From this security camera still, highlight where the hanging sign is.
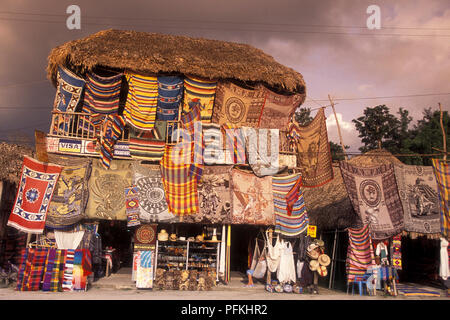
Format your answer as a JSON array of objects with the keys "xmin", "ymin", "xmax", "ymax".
[{"xmin": 307, "ymin": 225, "xmax": 317, "ymax": 238}]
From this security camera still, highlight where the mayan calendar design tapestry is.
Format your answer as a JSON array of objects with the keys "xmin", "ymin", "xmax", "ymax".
[
  {"xmin": 82, "ymin": 72, "xmax": 123, "ymax": 114},
  {"xmin": 431, "ymin": 159, "xmax": 450, "ymax": 240},
  {"xmin": 53, "ymin": 66, "xmax": 85, "ymax": 112},
  {"xmin": 7, "ymin": 156, "xmax": 62, "ymax": 234},
  {"xmin": 123, "ymin": 72, "xmax": 158, "ymax": 131},
  {"xmin": 259, "ymin": 86, "xmax": 303, "ymax": 130},
  {"xmin": 183, "ymin": 75, "xmax": 217, "ymax": 122},
  {"xmin": 132, "ymin": 162, "xmax": 176, "ymax": 222},
  {"xmin": 211, "ymin": 82, "xmax": 266, "ymax": 128},
  {"xmin": 86, "ymin": 159, "xmax": 132, "ymax": 220},
  {"xmin": 287, "ymin": 107, "xmax": 333, "ymax": 188},
  {"xmin": 272, "ymin": 174, "xmax": 309, "ymax": 237},
  {"xmin": 46, "ymin": 161, "xmax": 92, "ymax": 229},
  {"xmin": 230, "ymin": 169, "xmax": 274, "ymax": 225},
  {"xmin": 340, "ymin": 161, "xmax": 404, "ymax": 240},
  {"xmin": 394, "ymin": 164, "xmax": 441, "ymax": 234},
  {"xmin": 156, "ymin": 76, "xmax": 183, "ymax": 121},
  {"xmin": 346, "ymin": 225, "xmax": 376, "ymax": 281},
  {"xmin": 160, "ymin": 144, "xmax": 200, "ymax": 216},
  {"xmin": 183, "ymin": 165, "xmax": 232, "ymax": 224}
]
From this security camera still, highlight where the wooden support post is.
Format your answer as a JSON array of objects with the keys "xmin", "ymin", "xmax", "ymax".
[
  {"xmin": 328, "ymin": 95, "xmax": 348, "ymax": 160},
  {"xmin": 439, "ymin": 103, "xmax": 447, "ymax": 160},
  {"xmin": 266, "ymin": 229, "xmax": 273, "ymax": 285},
  {"xmin": 328, "ymin": 229, "xmax": 338, "ymax": 289}
]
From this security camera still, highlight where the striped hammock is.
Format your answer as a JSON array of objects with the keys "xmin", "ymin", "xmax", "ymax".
[
  {"xmin": 123, "ymin": 73, "xmax": 158, "ymax": 131},
  {"xmin": 272, "ymin": 174, "xmax": 309, "ymax": 237},
  {"xmin": 346, "ymin": 225, "xmax": 376, "ymax": 282}
]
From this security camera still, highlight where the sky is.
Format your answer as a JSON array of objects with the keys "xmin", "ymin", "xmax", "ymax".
[{"xmin": 0, "ymin": 0, "xmax": 449, "ymax": 153}]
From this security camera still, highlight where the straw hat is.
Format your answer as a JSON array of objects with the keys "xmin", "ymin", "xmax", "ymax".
[
  {"xmin": 158, "ymin": 229, "xmax": 168, "ymax": 241},
  {"xmin": 307, "ymin": 244, "xmax": 320, "ymax": 259},
  {"xmin": 309, "ymin": 259, "xmax": 320, "ymax": 272},
  {"xmin": 317, "ymin": 265, "xmax": 328, "ymax": 277},
  {"xmin": 196, "ymin": 234, "xmax": 204, "ymax": 242},
  {"xmin": 318, "ymin": 254, "xmax": 331, "ymax": 267},
  {"xmin": 314, "ymin": 239, "xmax": 325, "ymax": 247},
  {"xmin": 169, "ymin": 233, "xmax": 177, "ymax": 241}
]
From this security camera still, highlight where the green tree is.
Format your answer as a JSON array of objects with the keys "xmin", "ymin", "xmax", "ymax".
[
  {"xmin": 329, "ymin": 141, "xmax": 349, "ymax": 161},
  {"xmin": 294, "ymin": 107, "xmax": 313, "ymax": 126}
]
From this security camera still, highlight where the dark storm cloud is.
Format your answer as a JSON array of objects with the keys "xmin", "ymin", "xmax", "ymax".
[{"xmin": 0, "ymin": 0, "xmax": 449, "ymax": 150}]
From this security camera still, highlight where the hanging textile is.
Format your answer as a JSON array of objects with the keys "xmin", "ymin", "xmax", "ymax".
[
  {"xmin": 272, "ymin": 174, "xmax": 309, "ymax": 237},
  {"xmin": 129, "ymin": 123, "xmax": 166, "ymax": 161},
  {"xmin": 431, "ymin": 159, "xmax": 450, "ymax": 240},
  {"xmin": 244, "ymin": 128, "xmax": 285, "ymax": 177},
  {"xmin": 97, "ymin": 114, "xmax": 126, "ymax": 169},
  {"xmin": 394, "ymin": 164, "xmax": 441, "ymax": 234},
  {"xmin": 277, "ymin": 240, "xmax": 296, "ymax": 284},
  {"xmin": 346, "ymin": 225, "xmax": 376, "ymax": 282},
  {"xmin": 125, "ymin": 185, "xmax": 141, "ymax": 227},
  {"xmin": 160, "ymin": 144, "xmax": 200, "ymax": 216},
  {"xmin": 203, "ymin": 123, "xmax": 231, "ymax": 165},
  {"xmin": 82, "ymin": 72, "xmax": 123, "ymax": 114},
  {"xmin": 46, "ymin": 161, "xmax": 92, "ymax": 229},
  {"xmin": 41, "ymin": 248, "xmax": 57, "ymax": 291},
  {"xmin": 183, "ymin": 75, "xmax": 217, "ymax": 122},
  {"xmin": 131, "ymin": 162, "xmax": 176, "ymax": 222},
  {"xmin": 212, "ymin": 82, "xmax": 265, "ymax": 128},
  {"xmin": 54, "ymin": 229, "xmax": 86, "ymax": 250},
  {"xmin": 439, "ymin": 237, "xmax": 449, "ymax": 280},
  {"xmin": 86, "ymin": 159, "xmax": 132, "ymax": 220},
  {"xmin": 53, "ymin": 66, "xmax": 85, "ymax": 112},
  {"xmin": 136, "ymin": 250, "xmax": 154, "ymax": 289},
  {"xmin": 180, "ymin": 104, "xmax": 204, "ymax": 179},
  {"xmin": 62, "ymin": 249, "xmax": 75, "ymax": 291},
  {"xmin": 390, "ymin": 234, "xmax": 402, "ymax": 270},
  {"xmin": 182, "ymin": 165, "xmax": 233, "ymax": 224},
  {"xmin": 16, "ymin": 248, "xmax": 32, "ymax": 291},
  {"xmin": 73, "ymin": 249, "xmax": 92, "ymax": 291},
  {"xmin": 25, "ymin": 247, "xmax": 48, "ymax": 291},
  {"xmin": 222, "ymin": 124, "xmax": 246, "ymax": 165},
  {"xmin": 266, "ymin": 232, "xmax": 283, "ymax": 273},
  {"xmin": 230, "ymin": 169, "xmax": 274, "ymax": 225},
  {"xmin": 287, "ymin": 108, "xmax": 333, "ymax": 188},
  {"xmin": 340, "ymin": 161, "xmax": 404, "ymax": 240},
  {"xmin": 259, "ymin": 86, "xmax": 303, "ymax": 130},
  {"xmin": 156, "ymin": 76, "xmax": 183, "ymax": 121},
  {"xmin": 7, "ymin": 156, "xmax": 62, "ymax": 234},
  {"xmin": 123, "ymin": 73, "xmax": 158, "ymax": 131}
]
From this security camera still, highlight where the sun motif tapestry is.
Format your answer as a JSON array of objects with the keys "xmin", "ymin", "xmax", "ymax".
[
  {"xmin": 340, "ymin": 161, "xmax": 404, "ymax": 240},
  {"xmin": 394, "ymin": 164, "xmax": 441, "ymax": 234},
  {"xmin": 211, "ymin": 81, "xmax": 265, "ymax": 128},
  {"xmin": 86, "ymin": 159, "xmax": 132, "ymax": 220},
  {"xmin": 7, "ymin": 156, "xmax": 62, "ymax": 234}
]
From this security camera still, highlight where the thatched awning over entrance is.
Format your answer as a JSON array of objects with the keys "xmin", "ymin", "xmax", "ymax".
[
  {"xmin": 304, "ymin": 149, "xmax": 404, "ymax": 231},
  {"xmin": 0, "ymin": 142, "xmax": 34, "ymax": 185},
  {"xmin": 46, "ymin": 29, "xmax": 306, "ymax": 95}
]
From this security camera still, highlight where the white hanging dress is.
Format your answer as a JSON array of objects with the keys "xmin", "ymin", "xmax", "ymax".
[
  {"xmin": 266, "ymin": 232, "xmax": 283, "ymax": 273},
  {"xmin": 277, "ymin": 240, "xmax": 297, "ymax": 284}
]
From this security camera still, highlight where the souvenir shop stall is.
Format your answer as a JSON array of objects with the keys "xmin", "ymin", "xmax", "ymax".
[{"xmin": 4, "ymin": 29, "xmax": 345, "ymax": 293}]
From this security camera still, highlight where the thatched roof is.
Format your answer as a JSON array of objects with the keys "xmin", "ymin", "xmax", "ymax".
[
  {"xmin": 304, "ymin": 149, "xmax": 403, "ymax": 231},
  {"xmin": 0, "ymin": 142, "xmax": 34, "ymax": 185},
  {"xmin": 46, "ymin": 29, "xmax": 306, "ymax": 96}
]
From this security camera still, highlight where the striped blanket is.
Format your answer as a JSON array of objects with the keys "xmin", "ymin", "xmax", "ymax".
[
  {"xmin": 390, "ymin": 234, "xmax": 402, "ymax": 270},
  {"xmin": 160, "ymin": 144, "xmax": 200, "ymax": 216},
  {"xmin": 53, "ymin": 65, "xmax": 85, "ymax": 112},
  {"xmin": 129, "ymin": 122, "xmax": 166, "ymax": 161},
  {"xmin": 16, "ymin": 248, "xmax": 30, "ymax": 291},
  {"xmin": 82, "ymin": 72, "xmax": 123, "ymax": 114},
  {"xmin": 50, "ymin": 249, "xmax": 64, "ymax": 292},
  {"xmin": 180, "ymin": 104, "xmax": 204, "ymax": 179},
  {"xmin": 26, "ymin": 247, "xmax": 47, "ymax": 291},
  {"xmin": 183, "ymin": 76, "xmax": 217, "ymax": 122},
  {"xmin": 431, "ymin": 159, "xmax": 450, "ymax": 240},
  {"xmin": 123, "ymin": 73, "xmax": 158, "ymax": 131},
  {"xmin": 396, "ymin": 283, "xmax": 441, "ymax": 297},
  {"xmin": 346, "ymin": 225, "xmax": 376, "ymax": 282},
  {"xmin": 7, "ymin": 156, "xmax": 62, "ymax": 234},
  {"xmin": 222, "ymin": 124, "xmax": 246, "ymax": 165},
  {"xmin": 156, "ymin": 76, "xmax": 183, "ymax": 121},
  {"xmin": 41, "ymin": 248, "xmax": 57, "ymax": 291},
  {"xmin": 62, "ymin": 249, "xmax": 75, "ymax": 291},
  {"xmin": 272, "ymin": 174, "xmax": 309, "ymax": 237}
]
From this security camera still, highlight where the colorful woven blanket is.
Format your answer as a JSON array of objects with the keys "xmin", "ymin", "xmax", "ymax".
[
  {"xmin": 272, "ymin": 174, "xmax": 309, "ymax": 237},
  {"xmin": 123, "ymin": 73, "xmax": 158, "ymax": 131},
  {"xmin": 62, "ymin": 249, "xmax": 74, "ymax": 291},
  {"xmin": 86, "ymin": 159, "xmax": 132, "ymax": 220},
  {"xmin": 7, "ymin": 156, "xmax": 62, "ymax": 234},
  {"xmin": 16, "ymin": 248, "xmax": 30, "ymax": 291},
  {"xmin": 212, "ymin": 82, "xmax": 265, "ymax": 127},
  {"xmin": 259, "ymin": 86, "xmax": 303, "ymax": 130},
  {"xmin": 183, "ymin": 165, "xmax": 233, "ymax": 224},
  {"xmin": 230, "ymin": 169, "xmax": 274, "ymax": 225},
  {"xmin": 46, "ymin": 161, "xmax": 92, "ymax": 229},
  {"xmin": 26, "ymin": 247, "xmax": 48, "ymax": 291},
  {"xmin": 396, "ymin": 283, "xmax": 441, "ymax": 297},
  {"xmin": 160, "ymin": 144, "xmax": 200, "ymax": 216},
  {"xmin": 132, "ymin": 162, "xmax": 175, "ymax": 222},
  {"xmin": 287, "ymin": 108, "xmax": 333, "ymax": 188},
  {"xmin": 340, "ymin": 161, "xmax": 404, "ymax": 240},
  {"xmin": 97, "ymin": 114, "xmax": 126, "ymax": 169},
  {"xmin": 346, "ymin": 225, "xmax": 376, "ymax": 282},
  {"xmin": 222, "ymin": 124, "xmax": 246, "ymax": 164},
  {"xmin": 82, "ymin": 72, "xmax": 123, "ymax": 114},
  {"xmin": 53, "ymin": 66, "xmax": 85, "ymax": 112},
  {"xmin": 129, "ymin": 123, "xmax": 166, "ymax": 161},
  {"xmin": 390, "ymin": 234, "xmax": 402, "ymax": 270},
  {"xmin": 180, "ymin": 104, "xmax": 204, "ymax": 179},
  {"xmin": 394, "ymin": 164, "xmax": 441, "ymax": 234},
  {"xmin": 183, "ymin": 76, "xmax": 217, "ymax": 122},
  {"xmin": 125, "ymin": 185, "xmax": 141, "ymax": 227},
  {"xmin": 431, "ymin": 159, "xmax": 450, "ymax": 240},
  {"xmin": 41, "ymin": 248, "xmax": 57, "ymax": 291},
  {"xmin": 156, "ymin": 76, "xmax": 183, "ymax": 121}
]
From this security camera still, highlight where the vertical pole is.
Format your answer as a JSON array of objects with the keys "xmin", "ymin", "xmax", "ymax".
[
  {"xmin": 328, "ymin": 228, "xmax": 338, "ymax": 289},
  {"xmin": 226, "ymin": 224, "xmax": 231, "ymax": 284},
  {"xmin": 328, "ymin": 95, "xmax": 348, "ymax": 160},
  {"xmin": 266, "ymin": 229, "xmax": 273, "ymax": 285},
  {"xmin": 439, "ymin": 103, "xmax": 447, "ymax": 161}
]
